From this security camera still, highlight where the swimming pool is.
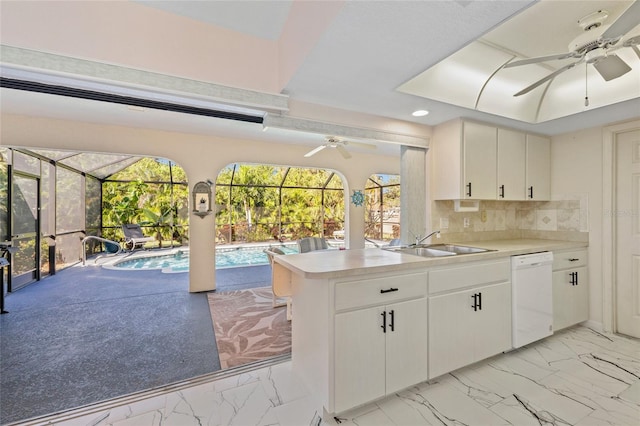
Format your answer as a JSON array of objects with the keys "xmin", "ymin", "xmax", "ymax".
[{"xmin": 108, "ymin": 244, "xmax": 300, "ymax": 273}]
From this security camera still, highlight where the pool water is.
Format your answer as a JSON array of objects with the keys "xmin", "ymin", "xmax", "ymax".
[{"xmin": 111, "ymin": 245, "xmax": 300, "ymax": 273}]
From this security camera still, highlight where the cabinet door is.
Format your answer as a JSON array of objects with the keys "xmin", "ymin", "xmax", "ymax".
[
  {"xmin": 525, "ymin": 134, "xmax": 551, "ymax": 200},
  {"xmin": 497, "ymin": 128, "xmax": 526, "ymax": 200},
  {"xmin": 553, "ymin": 267, "xmax": 589, "ymax": 330},
  {"xmin": 334, "ymin": 306, "xmax": 386, "ymax": 412},
  {"xmin": 472, "ymin": 282, "xmax": 512, "ymax": 361},
  {"xmin": 428, "ymin": 289, "xmax": 475, "ymax": 378},
  {"xmin": 385, "ymin": 298, "xmax": 428, "ymax": 393},
  {"xmin": 572, "ymin": 267, "xmax": 589, "ymax": 326},
  {"xmin": 463, "ymin": 122, "xmax": 497, "ymax": 199}
]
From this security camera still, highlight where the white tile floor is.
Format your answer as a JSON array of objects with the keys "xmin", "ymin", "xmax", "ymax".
[{"xmin": 25, "ymin": 326, "xmax": 639, "ymax": 426}]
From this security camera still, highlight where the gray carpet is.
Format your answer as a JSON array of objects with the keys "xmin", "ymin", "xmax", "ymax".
[{"xmin": 0, "ymin": 261, "xmax": 271, "ymax": 425}]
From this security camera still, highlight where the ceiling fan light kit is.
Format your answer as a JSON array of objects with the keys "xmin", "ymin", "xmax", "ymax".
[{"xmin": 304, "ymin": 136, "xmax": 376, "ymax": 159}]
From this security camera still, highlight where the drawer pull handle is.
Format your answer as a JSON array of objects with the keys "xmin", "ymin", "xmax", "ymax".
[
  {"xmin": 381, "ymin": 311, "xmax": 386, "ymax": 333},
  {"xmin": 568, "ymin": 258, "xmax": 580, "ymax": 262},
  {"xmin": 380, "ymin": 288, "xmax": 398, "ymax": 294},
  {"xmin": 389, "ymin": 310, "xmax": 395, "ymax": 332}
]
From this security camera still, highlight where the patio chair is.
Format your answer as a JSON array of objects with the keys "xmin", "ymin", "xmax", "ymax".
[
  {"xmin": 297, "ymin": 237, "xmax": 328, "ymax": 253},
  {"xmin": 122, "ymin": 224, "xmax": 155, "ymax": 250},
  {"xmin": 388, "ymin": 238, "xmax": 403, "ymax": 246},
  {"xmin": 264, "ymin": 247, "xmax": 292, "ymax": 320}
]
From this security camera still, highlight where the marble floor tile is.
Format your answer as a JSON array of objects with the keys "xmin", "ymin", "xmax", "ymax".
[
  {"xmin": 540, "ymin": 372, "xmax": 640, "ymax": 426},
  {"xmin": 271, "ymin": 396, "xmax": 322, "ymax": 426},
  {"xmin": 619, "ymin": 380, "xmax": 640, "ymax": 404},
  {"xmin": 110, "ymin": 410, "xmax": 163, "ymax": 426},
  {"xmin": 373, "ymin": 394, "xmax": 438, "ymax": 426},
  {"xmin": 406, "ymin": 378, "xmax": 511, "ymax": 425},
  {"xmin": 31, "ymin": 326, "xmax": 639, "ymax": 426}
]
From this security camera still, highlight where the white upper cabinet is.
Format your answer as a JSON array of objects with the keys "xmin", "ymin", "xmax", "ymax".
[
  {"xmin": 525, "ymin": 134, "xmax": 551, "ymax": 200},
  {"xmin": 463, "ymin": 122, "xmax": 497, "ymax": 200},
  {"xmin": 497, "ymin": 128, "xmax": 526, "ymax": 200},
  {"xmin": 432, "ymin": 119, "xmax": 550, "ymax": 201}
]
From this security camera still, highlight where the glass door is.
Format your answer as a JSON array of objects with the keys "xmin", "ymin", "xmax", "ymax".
[{"xmin": 11, "ymin": 173, "xmax": 39, "ymax": 289}]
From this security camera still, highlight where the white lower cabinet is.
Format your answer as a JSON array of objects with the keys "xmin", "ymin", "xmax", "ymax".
[
  {"xmin": 334, "ymin": 298, "xmax": 428, "ymax": 412},
  {"xmin": 552, "ymin": 249, "xmax": 589, "ymax": 330},
  {"xmin": 428, "ymin": 260, "xmax": 512, "ymax": 379},
  {"xmin": 331, "ymin": 273, "xmax": 428, "ymax": 413}
]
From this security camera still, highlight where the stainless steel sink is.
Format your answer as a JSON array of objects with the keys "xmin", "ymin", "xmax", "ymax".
[
  {"xmin": 426, "ymin": 244, "xmax": 490, "ymax": 254},
  {"xmin": 396, "ymin": 247, "xmax": 457, "ymax": 257},
  {"xmin": 384, "ymin": 243, "xmax": 492, "ymax": 258}
]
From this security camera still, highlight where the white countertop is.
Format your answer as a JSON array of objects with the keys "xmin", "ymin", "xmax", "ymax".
[{"xmin": 273, "ymin": 239, "xmax": 587, "ymax": 279}]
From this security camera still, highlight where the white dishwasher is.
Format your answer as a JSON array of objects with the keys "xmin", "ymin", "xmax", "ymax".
[{"xmin": 511, "ymin": 252, "xmax": 554, "ymax": 348}]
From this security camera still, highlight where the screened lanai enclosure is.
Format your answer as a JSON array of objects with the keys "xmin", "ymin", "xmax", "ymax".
[
  {"xmin": 0, "ymin": 147, "xmax": 401, "ymax": 292},
  {"xmin": 0, "ymin": 148, "xmax": 189, "ymax": 291},
  {"xmin": 216, "ymin": 164, "xmax": 400, "ymax": 244}
]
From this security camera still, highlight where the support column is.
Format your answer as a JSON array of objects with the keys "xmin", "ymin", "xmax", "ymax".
[{"xmin": 400, "ymin": 146, "xmax": 427, "ymax": 245}]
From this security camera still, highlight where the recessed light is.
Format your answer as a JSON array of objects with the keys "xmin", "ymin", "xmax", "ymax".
[{"xmin": 412, "ymin": 110, "xmax": 429, "ymax": 117}]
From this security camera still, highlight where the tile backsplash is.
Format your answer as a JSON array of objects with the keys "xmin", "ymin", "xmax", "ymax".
[{"xmin": 432, "ymin": 195, "xmax": 589, "ymax": 243}]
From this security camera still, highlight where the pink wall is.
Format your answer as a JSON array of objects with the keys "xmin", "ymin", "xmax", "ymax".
[
  {"xmin": 0, "ymin": 1, "xmax": 280, "ymax": 92},
  {"xmin": 277, "ymin": 0, "xmax": 345, "ymax": 91}
]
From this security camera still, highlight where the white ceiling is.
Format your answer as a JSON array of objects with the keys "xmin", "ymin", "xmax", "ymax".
[
  {"xmin": 399, "ymin": 0, "xmax": 640, "ymax": 124},
  {"xmin": 1, "ymin": 0, "xmax": 639, "ymax": 153}
]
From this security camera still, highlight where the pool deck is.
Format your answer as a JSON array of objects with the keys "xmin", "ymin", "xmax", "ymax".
[{"xmin": 0, "ymin": 255, "xmax": 272, "ymax": 425}]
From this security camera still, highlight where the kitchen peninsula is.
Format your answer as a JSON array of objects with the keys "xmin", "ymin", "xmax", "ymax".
[{"xmin": 273, "ymin": 239, "xmax": 588, "ymax": 416}]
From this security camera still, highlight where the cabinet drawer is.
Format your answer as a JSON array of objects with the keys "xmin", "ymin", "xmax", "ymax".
[
  {"xmin": 553, "ymin": 249, "xmax": 587, "ymax": 270},
  {"xmin": 429, "ymin": 259, "xmax": 510, "ymax": 294},
  {"xmin": 335, "ymin": 273, "xmax": 427, "ymax": 312}
]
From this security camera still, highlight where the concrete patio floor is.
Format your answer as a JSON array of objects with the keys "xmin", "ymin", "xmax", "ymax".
[{"xmin": 0, "ymin": 257, "xmax": 272, "ymax": 425}]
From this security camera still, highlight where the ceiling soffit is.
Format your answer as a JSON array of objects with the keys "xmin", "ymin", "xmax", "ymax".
[{"xmin": 397, "ymin": 1, "xmax": 640, "ymax": 124}]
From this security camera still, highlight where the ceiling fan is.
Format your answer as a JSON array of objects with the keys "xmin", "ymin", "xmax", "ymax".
[
  {"xmin": 505, "ymin": 1, "xmax": 640, "ymax": 97},
  {"xmin": 304, "ymin": 136, "xmax": 377, "ymax": 159}
]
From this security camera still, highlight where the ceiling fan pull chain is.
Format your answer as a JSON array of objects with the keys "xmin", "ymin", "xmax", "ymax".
[{"xmin": 584, "ymin": 63, "xmax": 589, "ymax": 107}]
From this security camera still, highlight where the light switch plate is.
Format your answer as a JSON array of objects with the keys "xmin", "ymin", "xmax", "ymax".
[
  {"xmin": 463, "ymin": 217, "xmax": 470, "ymax": 228},
  {"xmin": 440, "ymin": 217, "xmax": 449, "ymax": 229}
]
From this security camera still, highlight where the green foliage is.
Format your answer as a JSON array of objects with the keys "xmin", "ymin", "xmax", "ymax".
[
  {"xmin": 365, "ymin": 175, "xmax": 401, "ymax": 240},
  {"xmin": 215, "ymin": 164, "xmax": 352, "ymax": 243},
  {"xmin": 102, "ymin": 159, "xmax": 188, "ymax": 245}
]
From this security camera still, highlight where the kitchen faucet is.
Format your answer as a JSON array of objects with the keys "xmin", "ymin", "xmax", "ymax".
[{"xmin": 410, "ymin": 230, "xmax": 440, "ymax": 246}]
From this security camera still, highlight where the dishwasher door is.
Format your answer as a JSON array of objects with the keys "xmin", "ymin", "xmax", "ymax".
[{"xmin": 511, "ymin": 252, "xmax": 554, "ymax": 348}]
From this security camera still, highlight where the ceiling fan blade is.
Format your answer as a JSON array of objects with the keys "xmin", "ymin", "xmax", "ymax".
[
  {"xmin": 593, "ymin": 54, "xmax": 632, "ymax": 81},
  {"xmin": 304, "ymin": 145, "xmax": 327, "ymax": 158},
  {"xmin": 514, "ymin": 62, "xmax": 578, "ymax": 97},
  {"xmin": 632, "ymin": 45, "xmax": 640, "ymax": 60},
  {"xmin": 345, "ymin": 140, "xmax": 377, "ymax": 150},
  {"xmin": 601, "ymin": 1, "xmax": 640, "ymax": 40},
  {"xmin": 504, "ymin": 51, "xmax": 581, "ymax": 68},
  {"xmin": 335, "ymin": 144, "xmax": 352, "ymax": 159}
]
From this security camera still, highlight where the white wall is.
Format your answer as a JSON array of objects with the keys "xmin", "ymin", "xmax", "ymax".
[
  {"xmin": 1, "ymin": 114, "xmax": 400, "ymax": 292},
  {"xmin": 551, "ymin": 126, "xmax": 604, "ymax": 327}
]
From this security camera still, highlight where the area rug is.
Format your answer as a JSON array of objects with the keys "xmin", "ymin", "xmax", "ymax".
[{"xmin": 207, "ymin": 287, "xmax": 291, "ymax": 369}]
